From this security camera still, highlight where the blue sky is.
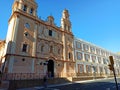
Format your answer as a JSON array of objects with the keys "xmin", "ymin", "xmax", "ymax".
[{"xmin": 0, "ymin": 0, "xmax": 120, "ymax": 53}]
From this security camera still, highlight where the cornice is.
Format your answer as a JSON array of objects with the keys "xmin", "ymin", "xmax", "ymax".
[{"xmin": 4, "ymin": 53, "xmax": 75, "ymax": 63}]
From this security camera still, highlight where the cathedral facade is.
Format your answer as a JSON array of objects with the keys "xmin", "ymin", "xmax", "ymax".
[{"xmin": 1, "ymin": 0, "xmax": 75, "ymax": 78}]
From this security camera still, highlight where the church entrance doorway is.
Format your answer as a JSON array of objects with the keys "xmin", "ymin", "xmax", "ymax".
[{"xmin": 47, "ymin": 60, "xmax": 54, "ymax": 77}]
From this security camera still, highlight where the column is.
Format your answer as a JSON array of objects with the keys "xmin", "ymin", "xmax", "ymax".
[
  {"xmin": 63, "ymin": 62, "xmax": 67, "ymax": 77},
  {"xmin": 31, "ymin": 24, "xmax": 37, "ymax": 73}
]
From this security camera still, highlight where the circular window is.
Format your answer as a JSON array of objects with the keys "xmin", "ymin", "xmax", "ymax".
[
  {"xmin": 24, "ymin": 23, "xmax": 30, "ymax": 29},
  {"xmin": 22, "ymin": 58, "xmax": 25, "ymax": 62},
  {"xmin": 24, "ymin": 32, "xmax": 29, "ymax": 37}
]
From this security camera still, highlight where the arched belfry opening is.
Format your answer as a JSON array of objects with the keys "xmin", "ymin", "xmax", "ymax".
[{"xmin": 47, "ymin": 60, "xmax": 54, "ymax": 77}]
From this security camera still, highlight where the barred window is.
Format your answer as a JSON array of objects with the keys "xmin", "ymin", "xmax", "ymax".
[
  {"xmin": 84, "ymin": 54, "xmax": 90, "ymax": 61},
  {"xmin": 83, "ymin": 44, "xmax": 89, "ymax": 51},
  {"xmin": 98, "ymin": 57, "xmax": 101, "ymax": 63},
  {"xmin": 91, "ymin": 55, "xmax": 96, "ymax": 63},
  {"xmin": 90, "ymin": 47, "xmax": 95, "ymax": 53},
  {"xmin": 77, "ymin": 52, "xmax": 83, "ymax": 60},
  {"xmin": 78, "ymin": 64, "xmax": 83, "ymax": 73},
  {"xmin": 76, "ymin": 42, "xmax": 82, "ymax": 49}
]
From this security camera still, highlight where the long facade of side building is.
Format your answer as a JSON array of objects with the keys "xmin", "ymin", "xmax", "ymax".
[{"xmin": 74, "ymin": 37, "xmax": 120, "ymax": 77}]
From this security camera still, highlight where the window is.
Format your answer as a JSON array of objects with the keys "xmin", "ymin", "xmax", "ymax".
[
  {"xmin": 84, "ymin": 54, "xmax": 90, "ymax": 61},
  {"xmin": 68, "ymin": 52, "xmax": 71, "ymax": 59},
  {"xmin": 76, "ymin": 42, "xmax": 81, "ymax": 49},
  {"xmin": 98, "ymin": 57, "xmax": 101, "ymax": 63},
  {"xmin": 22, "ymin": 58, "xmax": 25, "ymax": 62},
  {"xmin": 77, "ymin": 52, "xmax": 82, "ymax": 60},
  {"xmin": 41, "ymin": 45, "xmax": 44, "ymax": 52},
  {"xmin": 101, "ymin": 50, "xmax": 105, "ymax": 56},
  {"xmin": 103, "ymin": 58, "xmax": 108, "ymax": 64},
  {"xmin": 25, "ymin": 23, "xmax": 30, "ymax": 29},
  {"xmin": 90, "ymin": 47, "xmax": 95, "ymax": 53},
  {"xmin": 79, "ymin": 64, "xmax": 83, "ymax": 73},
  {"xmin": 22, "ymin": 44, "xmax": 28, "ymax": 52},
  {"xmin": 49, "ymin": 30, "xmax": 52, "ymax": 36},
  {"xmin": 83, "ymin": 44, "xmax": 89, "ymax": 51},
  {"xmin": 30, "ymin": 8, "xmax": 34, "ymax": 14},
  {"xmin": 24, "ymin": 32, "xmax": 29, "ymax": 37},
  {"xmin": 104, "ymin": 67, "xmax": 108, "ymax": 74},
  {"xmin": 103, "ymin": 58, "xmax": 106, "ymax": 64},
  {"xmin": 23, "ymin": 5, "xmax": 27, "ymax": 12},
  {"xmin": 94, "ymin": 66, "xmax": 97, "ymax": 72},
  {"xmin": 78, "ymin": 64, "xmax": 84, "ymax": 73},
  {"xmin": 88, "ymin": 65, "xmax": 91, "ymax": 73},
  {"xmin": 96, "ymin": 49, "xmax": 100, "ymax": 55},
  {"xmin": 99, "ymin": 67, "xmax": 103, "ymax": 73},
  {"xmin": 92, "ymin": 55, "xmax": 96, "ymax": 63}
]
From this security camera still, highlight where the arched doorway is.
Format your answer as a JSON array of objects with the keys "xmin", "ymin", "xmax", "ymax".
[{"xmin": 47, "ymin": 60, "xmax": 54, "ymax": 77}]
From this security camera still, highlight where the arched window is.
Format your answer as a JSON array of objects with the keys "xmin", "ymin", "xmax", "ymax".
[
  {"xmin": 23, "ymin": 5, "xmax": 27, "ymax": 12},
  {"xmin": 41, "ymin": 45, "xmax": 44, "ymax": 52},
  {"xmin": 68, "ymin": 52, "xmax": 71, "ymax": 59},
  {"xmin": 22, "ymin": 43, "xmax": 28, "ymax": 52},
  {"xmin": 30, "ymin": 8, "xmax": 34, "ymax": 14}
]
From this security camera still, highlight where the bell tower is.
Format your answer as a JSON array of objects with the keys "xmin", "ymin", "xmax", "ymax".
[
  {"xmin": 61, "ymin": 9, "xmax": 71, "ymax": 32},
  {"xmin": 61, "ymin": 9, "xmax": 75, "ymax": 77},
  {"xmin": 12, "ymin": 0, "xmax": 37, "ymax": 16},
  {"xmin": 5, "ymin": 0, "xmax": 38, "ymax": 73}
]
